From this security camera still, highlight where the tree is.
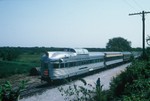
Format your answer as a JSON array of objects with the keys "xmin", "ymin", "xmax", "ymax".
[
  {"xmin": 0, "ymin": 47, "xmax": 21, "ymax": 61},
  {"xmin": 106, "ymin": 37, "xmax": 131, "ymax": 51}
]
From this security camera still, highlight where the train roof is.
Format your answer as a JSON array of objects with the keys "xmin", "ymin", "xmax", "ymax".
[
  {"xmin": 64, "ymin": 48, "xmax": 89, "ymax": 55},
  {"xmin": 42, "ymin": 48, "xmax": 105, "ymax": 61},
  {"xmin": 41, "ymin": 48, "xmax": 135, "ymax": 62},
  {"xmin": 47, "ymin": 51, "xmax": 76, "ymax": 60}
]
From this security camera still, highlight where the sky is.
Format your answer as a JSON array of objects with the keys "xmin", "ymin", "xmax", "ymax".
[{"xmin": 0, "ymin": 0, "xmax": 150, "ymax": 48}]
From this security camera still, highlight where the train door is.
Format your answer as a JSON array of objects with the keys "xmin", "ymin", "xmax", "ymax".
[
  {"xmin": 41, "ymin": 60, "xmax": 49, "ymax": 77},
  {"xmin": 48, "ymin": 62, "xmax": 54, "ymax": 78}
]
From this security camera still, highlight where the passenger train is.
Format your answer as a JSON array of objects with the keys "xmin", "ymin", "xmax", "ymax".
[{"xmin": 40, "ymin": 48, "xmax": 140, "ymax": 82}]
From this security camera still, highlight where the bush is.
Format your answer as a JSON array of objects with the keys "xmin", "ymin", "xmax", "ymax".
[
  {"xmin": 108, "ymin": 60, "xmax": 150, "ymax": 101},
  {"xmin": 58, "ymin": 78, "xmax": 107, "ymax": 101},
  {"xmin": 0, "ymin": 61, "xmax": 37, "ymax": 78},
  {"xmin": 0, "ymin": 81, "xmax": 26, "ymax": 101}
]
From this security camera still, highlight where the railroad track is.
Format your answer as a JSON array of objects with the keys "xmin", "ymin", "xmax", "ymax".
[
  {"xmin": 20, "ymin": 79, "xmax": 67, "ymax": 98},
  {"xmin": 20, "ymin": 82, "xmax": 51, "ymax": 98}
]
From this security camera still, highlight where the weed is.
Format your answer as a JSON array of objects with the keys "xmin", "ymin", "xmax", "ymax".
[
  {"xmin": 0, "ymin": 80, "xmax": 26, "ymax": 101},
  {"xmin": 58, "ymin": 78, "xmax": 107, "ymax": 101}
]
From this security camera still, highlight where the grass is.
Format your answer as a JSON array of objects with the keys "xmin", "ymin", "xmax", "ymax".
[
  {"xmin": 0, "ymin": 53, "xmax": 41, "ymax": 78},
  {"xmin": 0, "ymin": 61, "xmax": 38, "ymax": 78},
  {"xmin": 16, "ymin": 53, "xmax": 41, "ymax": 64}
]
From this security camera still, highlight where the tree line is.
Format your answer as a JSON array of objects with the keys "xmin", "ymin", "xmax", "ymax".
[
  {"xmin": 0, "ymin": 47, "xmax": 63, "ymax": 61},
  {"xmin": 0, "ymin": 37, "xmax": 142, "ymax": 61}
]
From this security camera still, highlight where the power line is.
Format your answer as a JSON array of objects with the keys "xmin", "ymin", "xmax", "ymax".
[
  {"xmin": 132, "ymin": 0, "xmax": 143, "ymax": 10},
  {"xmin": 122, "ymin": 0, "xmax": 139, "ymax": 12},
  {"xmin": 122, "ymin": 0, "xmax": 144, "ymax": 17}
]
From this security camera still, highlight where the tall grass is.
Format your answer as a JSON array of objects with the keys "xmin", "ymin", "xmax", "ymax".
[
  {"xmin": 58, "ymin": 78, "xmax": 107, "ymax": 101},
  {"xmin": 16, "ymin": 53, "xmax": 41, "ymax": 64},
  {"xmin": 0, "ymin": 53, "xmax": 41, "ymax": 78},
  {"xmin": 0, "ymin": 61, "xmax": 37, "ymax": 78}
]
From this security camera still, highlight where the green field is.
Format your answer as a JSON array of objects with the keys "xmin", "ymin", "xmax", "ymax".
[
  {"xmin": 0, "ymin": 53, "xmax": 41, "ymax": 78},
  {"xmin": 16, "ymin": 53, "xmax": 41, "ymax": 64}
]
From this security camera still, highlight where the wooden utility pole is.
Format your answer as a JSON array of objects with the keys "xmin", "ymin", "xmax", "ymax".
[{"xmin": 129, "ymin": 11, "xmax": 150, "ymax": 59}]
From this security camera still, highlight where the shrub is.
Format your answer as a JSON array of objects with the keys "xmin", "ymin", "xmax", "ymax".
[
  {"xmin": 58, "ymin": 78, "xmax": 107, "ymax": 101},
  {"xmin": 0, "ymin": 81, "xmax": 26, "ymax": 101},
  {"xmin": 0, "ymin": 61, "xmax": 37, "ymax": 78},
  {"xmin": 108, "ymin": 60, "xmax": 150, "ymax": 101}
]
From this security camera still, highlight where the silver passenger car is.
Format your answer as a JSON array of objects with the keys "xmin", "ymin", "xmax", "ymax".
[{"xmin": 41, "ymin": 48, "xmax": 104, "ymax": 81}]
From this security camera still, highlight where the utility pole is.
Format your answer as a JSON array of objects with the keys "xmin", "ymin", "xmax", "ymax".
[{"xmin": 129, "ymin": 11, "xmax": 150, "ymax": 59}]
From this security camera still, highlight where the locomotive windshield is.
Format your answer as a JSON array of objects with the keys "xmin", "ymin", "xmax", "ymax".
[{"xmin": 41, "ymin": 61, "xmax": 48, "ymax": 69}]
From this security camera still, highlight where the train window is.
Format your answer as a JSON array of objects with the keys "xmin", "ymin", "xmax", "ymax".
[
  {"xmin": 64, "ymin": 63, "xmax": 68, "ymax": 67},
  {"xmin": 53, "ymin": 64, "xmax": 59, "ymax": 68},
  {"xmin": 82, "ymin": 61, "xmax": 85, "ymax": 65},
  {"xmin": 76, "ymin": 61, "xmax": 79, "ymax": 66},
  {"xmin": 69, "ymin": 62, "xmax": 74, "ymax": 67},
  {"xmin": 85, "ymin": 60, "xmax": 88, "ymax": 64},
  {"xmin": 106, "ymin": 56, "xmax": 123, "ymax": 61},
  {"xmin": 78, "ymin": 61, "xmax": 81, "ymax": 65},
  {"xmin": 79, "ymin": 61, "xmax": 82, "ymax": 65},
  {"xmin": 41, "ymin": 62, "xmax": 48, "ymax": 69},
  {"xmin": 60, "ymin": 63, "xmax": 64, "ymax": 68},
  {"xmin": 78, "ymin": 61, "xmax": 82, "ymax": 65},
  {"xmin": 43, "ymin": 63, "xmax": 48, "ymax": 69},
  {"xmin": 84, "ymin": 60, "xmax": 86, "ymax": 64},
  {"xmin": 65, "ymin": 62, "xmax": 77, "ymax": 67},
  {"xmin": 78, "ymin": 60, "xmax": 84, "ymax": 65},
  {"xmin": 91, "ymin": 59, "xmax": 102, "ymax": 63},
  {"xmin": 73, "ymin": 62, "xmax": 76, "ymax": 66},
  {"xmin": 83, "ymin": 61, "xmax": 86, "ymax": 64},
  {"xmin": 100, "ymin": 58, "xmax": 104, "ymax": 62},
  {"xmin": 87, "ymin": 60, "xmax": 90, "ymax": 64}
]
